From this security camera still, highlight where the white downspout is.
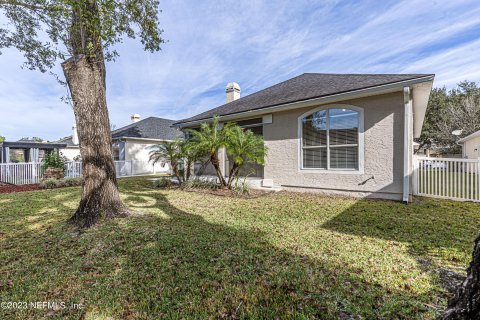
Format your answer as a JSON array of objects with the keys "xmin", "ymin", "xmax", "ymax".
[{"xmin": 403, "ymin": 87, "xmax": 412, "ymax": 203}]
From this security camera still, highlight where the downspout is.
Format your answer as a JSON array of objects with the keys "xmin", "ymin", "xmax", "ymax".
[{"xmin": 403, "ymin": 87, "xmax": 412, "ymax": 203}]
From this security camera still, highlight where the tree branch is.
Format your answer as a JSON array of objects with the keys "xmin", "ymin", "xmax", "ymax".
[{"xmin": 0, "ymin": 0, "xmax": 63, "ymax": 12}]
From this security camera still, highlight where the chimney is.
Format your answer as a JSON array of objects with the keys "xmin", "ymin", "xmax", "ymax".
[
  {"xmin": 72, "ymin": 124, "xmax": 79, "ymax": 145},
  {"xmin": 226, "ymin": 82, "xmax": 241, "ymax": 103},
  {"xmin": 131, "ymin": 114, "xmax": 141, "ymax": 123}
]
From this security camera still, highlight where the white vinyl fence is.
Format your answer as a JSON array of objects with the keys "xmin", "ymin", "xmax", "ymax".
[
  {"xmin": 413, "ymin": 156, "xmax": 480, "ymax": 202},
  {"xmin": 0, "ymin": 160, "xmax": 167, "ymax": 185},
  {"xmin": 0, "ymin": 162, "xmax": 44, "ymax": 185}
]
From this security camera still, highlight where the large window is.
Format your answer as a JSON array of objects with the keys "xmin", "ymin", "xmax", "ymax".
[{"xmin": 300, "ymin": 106, "xmax": 362, "ymax": 171}]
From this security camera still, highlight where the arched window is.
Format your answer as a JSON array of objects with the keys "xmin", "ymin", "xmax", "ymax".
[{"xmin": 299, "ymin": 106, "xmax": 363, "ymax": 171}]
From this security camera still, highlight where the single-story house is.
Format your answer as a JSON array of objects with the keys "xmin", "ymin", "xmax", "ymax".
[
  {"xmin": 58, "ymin": 115, "xmax": 184, "ymax": 174},
  {"xmin": 458, "ymin": 130, "xmax": 480, "ymax": 159},
  {"xmin": 173, "ymin": 73, "xmax": 435, "ymax": 202},
  {"xmin": 0, "ymin": 140, "xmax": 67, "ymax": 163}
]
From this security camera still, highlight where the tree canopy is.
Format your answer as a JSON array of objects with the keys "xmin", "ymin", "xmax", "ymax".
[
  {"xmin": 0, "ymin": 0, "xmax": 163, "ymax": 72},
  {"xmin": 1, "ymin": 0, "xmax": 165, "ymax": 227},
  {"xmin": 417, "ymin": 81, "xmax": 480, "ymax": 154},
  {"xmin": 19, "ymin": 136, "xmax": 44, "ymax": 142}
]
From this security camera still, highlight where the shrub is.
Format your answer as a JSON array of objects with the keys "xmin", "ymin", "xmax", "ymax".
[
  {"xmin": 42, "ymin": 152, "xmax": 65, "ymax": 171},
  {"xmin": 152, "ymin": 177, "xmax": 175, "ymax": 188},
  {"xmin": 232, "ymin": 177, "xmax": 251, "ymax": 195},
  {"xmin": 182, "ymin": 178, "xmax": 218, "ymax": 190},
  {"xmin": 40, "ymin": 178, "xmax": 60, "ymax": 189},
  {"xmin": 40, "ymin": 177, "xmax": 83, "ymax": 189},
  {"xmin": 63, "ymin": 177, "xmax": 83, "ymax": 187}
]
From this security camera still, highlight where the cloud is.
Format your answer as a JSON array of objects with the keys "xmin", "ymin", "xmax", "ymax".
[{"xmin": 0, "ymin": 0, "xmax": 479, "ymax": 140}]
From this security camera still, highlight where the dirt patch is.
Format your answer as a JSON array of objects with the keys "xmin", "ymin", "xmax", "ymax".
[
  {"xmin": 0, "ymin": 183, "xmax": 41, "ymax": 194},
  {"xmin": 417, "ymin": 258, "xmax": 465, "ymax": 294},
  {"xmin": 437, "ymin": 268, "xmax": 465, "ymax": 294}
]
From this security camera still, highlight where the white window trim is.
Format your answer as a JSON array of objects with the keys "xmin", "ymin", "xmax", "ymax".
[{"xmin": 297, "ymin": 104, "xmax": 365, "ymax": 174}]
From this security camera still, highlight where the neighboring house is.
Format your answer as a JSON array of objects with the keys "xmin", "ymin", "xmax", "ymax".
[
  {"xmin": 0, "ymin": 140, "xmax": 67, "ymax": 163},
  {"xmin": 57, "ymin": 125, "xmax": 81, "ymax": 161},
  {"xmin": 174, "ymin": 73, "xmax": 435, "ymax": 202},
  {"xmin": 458, "ymin": 130, "xmax": 480, "ymax": 159},
  {"xmin": 58, "ymin": 115, "xmax": 184, "ymax": 174}
]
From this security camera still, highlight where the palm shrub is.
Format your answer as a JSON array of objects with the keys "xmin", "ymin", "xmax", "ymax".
[
  {"xmin": 186, "ymin": 117, "xmax": 230, "ymax": 187},
  {"xmin": 225, "ymin": 126, "xmax": 267, "ymax": 188},
  {"xmin": 181, "ymin": 140, "xmax": 206, "ymax": 182},
  {"xmin": 149, "ymin": 139, "xmax": 183, "ymax": 183}
]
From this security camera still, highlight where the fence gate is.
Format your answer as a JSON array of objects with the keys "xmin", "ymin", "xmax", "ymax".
[{"xmin": 413, "ymin": 157, "xmax": 480, "ymax": 202}]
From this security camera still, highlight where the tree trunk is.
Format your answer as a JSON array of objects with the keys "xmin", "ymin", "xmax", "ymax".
[
  {"xmin": 442, "ymin": 235, "xmax": 480, "ymax": 319},
  {"xmin": 171, "ymin": 162, "xmax": 183, "ymax": 184},
  {"xmin": 185, "ymin": 159, "xmax": 192, "ymax": 182},
  {"xmin": 227, "ymin": 163, "xmax": 239, "ymax": 188},
  {"xmin": 210, "ymin": 153, "xmax": 227, "ymax": 187},
  {"xmin": 62, "ymin": 55, "xmax": 130, "ymax": 228}
]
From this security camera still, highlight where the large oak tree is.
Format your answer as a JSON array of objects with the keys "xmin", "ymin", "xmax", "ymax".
[{"xmin": 0, "ymin": 0, "xmax": 163, "ymax": 227}]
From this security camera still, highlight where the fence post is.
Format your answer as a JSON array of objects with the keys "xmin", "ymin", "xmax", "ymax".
[{"xmin": 412, "ymin": 155, "xmax": 418, "ymax": 195}]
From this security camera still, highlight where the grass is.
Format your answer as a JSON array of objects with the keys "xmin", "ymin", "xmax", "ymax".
[{"xmin": 1, "ymin": 177, "xmax": 479, "ymax": 319}]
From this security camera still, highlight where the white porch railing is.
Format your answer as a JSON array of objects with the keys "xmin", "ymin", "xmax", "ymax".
[
  {"xmin": 413, "ymin": 156, "xmax": 480, "ymax": 202},
  {"xmin": 0, "ymin": 160, "xmax": 168, "ymax": 185}
]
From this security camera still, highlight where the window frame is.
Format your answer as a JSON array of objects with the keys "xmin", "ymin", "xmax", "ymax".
[{"xmin": 298, "ymin": 104, "xmax": 364, "ymax": 174}]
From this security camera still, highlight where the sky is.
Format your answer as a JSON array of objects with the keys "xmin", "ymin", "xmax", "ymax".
[{"xmin": 0, "ymin": 0, "xmax": 480, "ymax": 141}]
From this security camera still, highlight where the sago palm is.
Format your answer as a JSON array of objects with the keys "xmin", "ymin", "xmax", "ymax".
[
  {"xmin": 225, "ymin": 126, "xmax": 267, "ymax": 188},
  {"xmin": 149, "ymin": 139, "xmax": 183, "ymax": 183},
  {"xmin": 187, "ymin": 117, "xmax": 229, "ymax": 187}
]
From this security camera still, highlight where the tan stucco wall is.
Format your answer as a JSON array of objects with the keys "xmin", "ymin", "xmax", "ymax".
[
  {"xmin": 262, "ymin": 91, "xmax": 406, "ymax": 200},
  {"xmin": 463, "ymin": 136, "xmax": 480, "ymax": 159}
]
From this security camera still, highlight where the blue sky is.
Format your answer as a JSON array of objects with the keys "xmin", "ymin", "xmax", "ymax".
[{"xmin": 1, "ymin": 0, "xmax": 480, "ymax": 141}]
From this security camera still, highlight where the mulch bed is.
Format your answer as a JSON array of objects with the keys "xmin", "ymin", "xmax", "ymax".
[
  {"xmin": 180, "ymin": 187, "xmax": 273, "ymax": 199},
  {"xmin": 0, "ymin": 183, "xmax": 41, "ymax": 194}
]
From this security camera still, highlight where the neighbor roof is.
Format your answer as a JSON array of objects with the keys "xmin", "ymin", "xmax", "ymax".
[
  {"xmin": 0, "ymin": 141, "xmax": 67, "ymax": 149},
  {"xmin": 174, "ymin": 73, "xmax": 434, "ymax": 126},
  {"xmin": 458, "ymin": 130, "xmax": 480, "ymax": 143},
  {"xmin": 111, "ymin": 117, "xmax": 183, "ymax": 140},
  {"xmin": 57, "ymin": 136, "xmax": 76, "ymax": 147}
]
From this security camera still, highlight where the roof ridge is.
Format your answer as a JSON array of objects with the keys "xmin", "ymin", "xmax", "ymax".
[
  {"xmin": 302, "ymin": 72, "xmax": 434, "ymax": 76},
  {"xmin": 174, "ymin": 72, "xmax": 435, "ymax": 125}
]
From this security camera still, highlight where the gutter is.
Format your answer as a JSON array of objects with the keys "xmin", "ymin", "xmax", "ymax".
[
  {"xmin": 173, "ymin": 75, "xmax": 435, "ymax": 128},
  {"xmin": 403, "ymin": 87, "xmax": 413, "ymax": 203},
  {"xmin": 112, "ymin": 137, "xmax": 176, "ymax": 143}
]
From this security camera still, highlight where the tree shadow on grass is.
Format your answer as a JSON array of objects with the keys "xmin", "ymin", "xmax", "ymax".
[
  {"xmin": 320, "ymin": 197, "xmax": 480, "ymax": 272},
  {"xmin": 0, "ymin": 187, "xmax": 444, "ymax": 319}
]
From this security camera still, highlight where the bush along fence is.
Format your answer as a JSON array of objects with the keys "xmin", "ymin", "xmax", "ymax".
[{"xmin": 0, "ymin": 160, "xmax": 167, "ymax": 185}]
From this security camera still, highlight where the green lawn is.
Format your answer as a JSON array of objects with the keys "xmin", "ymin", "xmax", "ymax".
[{"xmin": 1, "ymin": 177, "xmax": 479, "ymax": 319}]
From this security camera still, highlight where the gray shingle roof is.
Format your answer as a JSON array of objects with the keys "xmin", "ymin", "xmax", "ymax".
[
  {"xmin": 57, "ymin": 136, "xmax": 76, "ymax": 147},
  {"xmin": 1, "ymin": 141, "xmax": 67, "ymax": 149},
  {"xmin": 57, "ymin": 117, "xmax": 183, "ymax": 144},
  {"xmin": 174, "ymin": 73, "xmax": 434, "ymax": 125},
  {"xmin": 111, "ymin": 117, "xmax": 184, "ymax": 140}
]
